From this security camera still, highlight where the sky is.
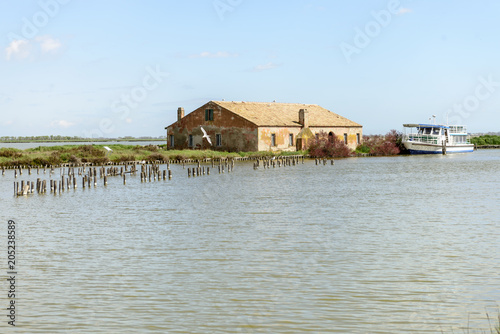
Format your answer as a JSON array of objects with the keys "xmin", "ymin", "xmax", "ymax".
[{"xmin": 1, "ymin": 0, "xmax": 500, "ymax": 138}]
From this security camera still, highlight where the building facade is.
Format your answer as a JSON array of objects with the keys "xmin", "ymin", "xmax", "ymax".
[{"xmin": 165, "ymin": 101, "xmax": 362, "ymax": 152}]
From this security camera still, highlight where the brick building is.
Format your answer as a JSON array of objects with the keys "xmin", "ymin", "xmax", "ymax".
[{"xmin": 165, "ymin": 101, "xmax": 362, "ymax": 152}]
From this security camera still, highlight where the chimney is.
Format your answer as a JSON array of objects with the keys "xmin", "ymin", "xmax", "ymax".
[
  {"xmin": 177, "ymin": 107, "xmax": 184, "ymax": 121},
  {"xmin": 299, "ymin": 109, "xmax": 309, "ymax": 128}
]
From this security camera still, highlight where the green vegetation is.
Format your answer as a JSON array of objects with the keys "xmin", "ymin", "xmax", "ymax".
[
  {"xmin": 471, "ymin": 135, "xmax": 500, "ymax": 146},
  {"xmin": 0, "ymin": 144, "xmax": 307, "ymax": 167}
]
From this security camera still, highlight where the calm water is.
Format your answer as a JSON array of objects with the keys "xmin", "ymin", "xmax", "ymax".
[{"xmin": 1, "ymin": 150, "xmax": 499, "ymax": 333}]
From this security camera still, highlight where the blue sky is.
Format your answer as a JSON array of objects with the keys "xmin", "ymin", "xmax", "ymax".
[{"xmin": 1, "ymin": 0, "xmax": 499, "ymax": 137}]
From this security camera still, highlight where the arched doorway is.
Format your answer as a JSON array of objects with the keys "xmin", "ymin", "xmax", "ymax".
[{"xmin": 328, "ymin": 132, "xmax": 334, "ymax": 143}]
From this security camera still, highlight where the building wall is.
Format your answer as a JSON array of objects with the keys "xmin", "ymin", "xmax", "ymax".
[
  {"xmin": 310, "ymin": 126, "xmax": 363, "ymax": 150},
  {"xmin": 166, "ymin": 102, "xmax": 259, "ymax": 151},
  {"xmin": 257, "ymin": 127, "xmax": 302, "ymax": 151}
]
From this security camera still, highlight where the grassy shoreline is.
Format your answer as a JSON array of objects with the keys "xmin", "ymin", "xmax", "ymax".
[
  {"xmin": 0, "ymin": 144, "xmax": 307, "ymax": 167},
  {"xmin": 1, "ymin": 142, "xmax": 498, "ymax": 168}
]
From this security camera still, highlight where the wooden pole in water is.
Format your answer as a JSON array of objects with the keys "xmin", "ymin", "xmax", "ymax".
[{"xmin": 168, "ymin": 169, "xmax": 172, "ymax": 179}]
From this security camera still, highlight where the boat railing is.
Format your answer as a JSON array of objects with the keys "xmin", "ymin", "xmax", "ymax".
[{"xmin": 403, "ymin": 134, "xmax": 441, "ymax": 145}]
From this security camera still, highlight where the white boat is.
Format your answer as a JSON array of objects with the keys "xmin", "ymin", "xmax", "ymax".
[{"xmin": 402, "ymin": 120, "xmax": 474, "ymax": 154}]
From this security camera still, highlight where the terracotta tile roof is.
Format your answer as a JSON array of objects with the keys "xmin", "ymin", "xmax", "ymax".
[{"xmin": 212, "ymin": 101, "xmax": 361, "ymax": 127}]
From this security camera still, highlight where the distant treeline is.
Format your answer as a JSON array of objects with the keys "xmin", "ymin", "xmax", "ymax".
[
  {"xmin": 470, "ymin": 135, "xmax": 500, "ymax": 146},
  {"xmin": 0, "ymin": 136, "xmax": 166, "ymax": 143}
]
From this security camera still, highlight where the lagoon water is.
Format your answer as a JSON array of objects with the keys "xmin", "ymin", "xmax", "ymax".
[{"xmin": 1, "ymin": 150, "xmax": 500, "ymax": 333}]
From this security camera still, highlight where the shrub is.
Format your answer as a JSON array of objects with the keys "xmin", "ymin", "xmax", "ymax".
[
  {"xmin": 146, "ymin": 153, "xmax": 165, "ymax": 162},
  {"xmin": 68, "ymin": 155, "xmax": 82, "ymax": 165},
  {"xmin": 0, "ymin": 148, "xmax": 23, "ymax": 158},
  {"xmin": 112, "ymin": 155, "xmax": 136, "ymax": 163},
  {"xmin": 47, "ymin": 152, "xmax": 62, "ymax": 165},
  {"xmin": 81, "ymin": 156, "xmax": 109, "ymax": 165},
  {"xmin": 74, "ymin": 145, "xmax": 106, "ymax": 158},
  {"xmin": 307, "ymin": 131, "xmax": 352, "ymax": 158},
  {"xmin": 471, "ymin": 135, "xmax": 500, "ymax": 146},
  {"xmin": 361, "ymin": 130, "xmax": 402, "ymax": 156},
  {"xmin": 173, "ymin": 154, "xmax": 187, "ymax": 161},
  {"xmin": 31, "ymin": 157, "xmax": 50, "ymax": 166},
  {"xmin": 355, "ymin": 144, "xmax": 371, "ymax": 154},
  {"xmin": 143, "ymin": 144, "xmax": 159, "ymax": 152}
]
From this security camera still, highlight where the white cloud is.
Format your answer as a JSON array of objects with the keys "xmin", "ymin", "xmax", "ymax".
[
  {"xmin": 5, "ymin": 39, "xmax": 31, "ymax": 60},
  {"xmin": 36, "ymin": 35, "xmax": 62, "ymax": 53},
  {"xmin": 397, "ymin": 8, "xmax": 412, "ymax": 15},
  {"xmin": 189, "ymin": 51, "xmax": 238, "ymax": 58},
  {"xmin": 5, "ymin": 35, "xmax": 62, "ymax": 61},
  {"xmin": 252, "ymin": 62, "xmax": 281, "ymax": 72},
  {"xmin": 50, "ymin": 120, "xmax": 75, "ymax": 128}
]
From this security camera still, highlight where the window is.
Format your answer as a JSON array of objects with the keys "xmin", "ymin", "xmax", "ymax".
[
  {"xmin": 169, "ymin": 135, "xmax": 174, "ymax": 148},
  {"xmin": 205, "ymin": 109, "xmax": 214, "ymax": 121},
  {"xmin": 188, "ymin": 134, "xmax": 193, "ymax": 147},
  {"xmin": 271, "ymin": 134, "xmax": 276, "ymax": 147},
  {"xmin": 216, "ymin": 134, "xmax": 222, "ymax": 147},
  {"xmin": 356, "ymin": 133, "xmax": 360, "ymax": 145},
  {"xmin": 289, "ymin": 133, "xmax": 294, "ymax": 146},
  {"xmin": 344, "ymin": 133, "xmax": 348, "ymax": 144}
]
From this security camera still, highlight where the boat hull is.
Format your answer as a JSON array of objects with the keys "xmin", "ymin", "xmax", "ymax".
[{"xmin": 403, "ymin": 141, "xmax": 474, "ymax": 154}]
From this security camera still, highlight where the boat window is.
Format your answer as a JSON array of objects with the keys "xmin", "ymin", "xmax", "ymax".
[
  {"xmin": 424, "ymin": 128, "xmax": 431, "ymax": 134},
  {"xmin": 433, "ymin": 128, "xmax": 440, "ymax": 135}
]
